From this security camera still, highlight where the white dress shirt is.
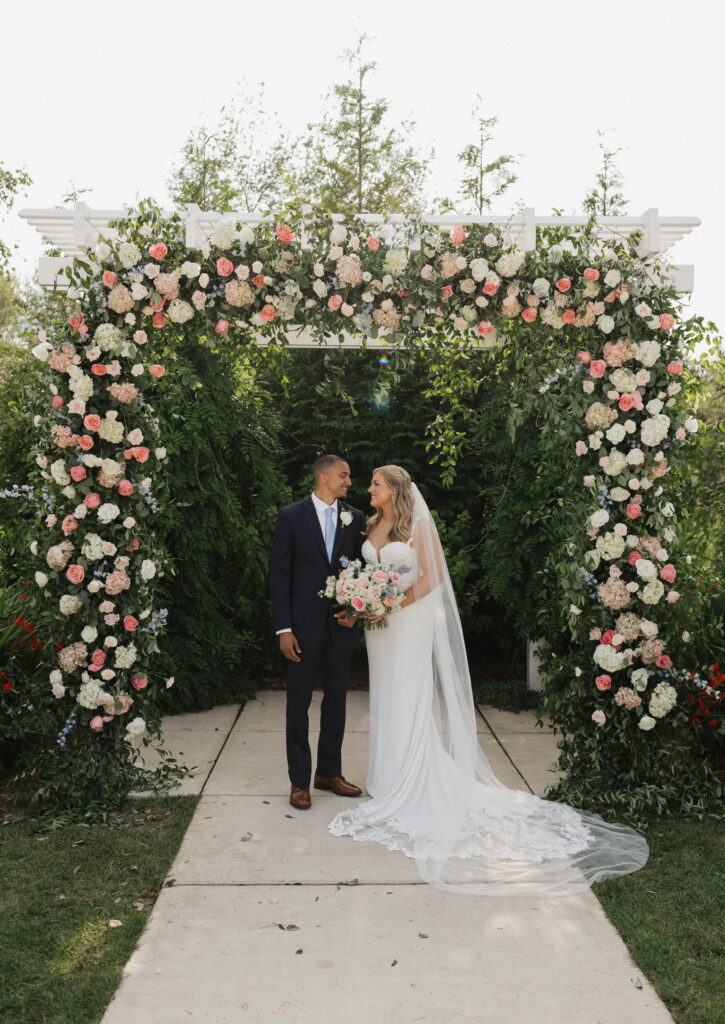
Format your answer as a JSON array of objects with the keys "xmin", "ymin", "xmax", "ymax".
[{"xmin": 276, "ymin": 494, "xmax": 338, "ymax": 635}]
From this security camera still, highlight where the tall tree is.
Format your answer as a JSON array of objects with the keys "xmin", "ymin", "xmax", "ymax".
[
  {"xmin": 167, "ymin": 84, "xmax": 294, "ymax": 213},
  {"xmin": 299, "ymin": 34, "xmax": 431, "ymax": 215},
  {"xmin": 582, "ymin": 130, "xmax": 628, "ymax": 217},
  {"xmin": 445, "ymin": 97, "xmax": 518, "ymax": 214}
]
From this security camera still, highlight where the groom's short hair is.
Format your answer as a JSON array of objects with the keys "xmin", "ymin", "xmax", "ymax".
[{"xmin": 312, "ymin": 454, "xmax": 345, "ymax": 479}]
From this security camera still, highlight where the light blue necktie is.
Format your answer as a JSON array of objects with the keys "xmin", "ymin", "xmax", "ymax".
[{"xmin": 324, "ymin": 505, "xmax": 336, "ymax": 562}]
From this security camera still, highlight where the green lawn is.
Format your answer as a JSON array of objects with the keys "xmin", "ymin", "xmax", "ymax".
[
  {"xmin": 594, "ymin": 815, "xmax": 724, "ymax": 1024},
  {"xmin": 0, "ymin": 795, "xmax": 199, "ymax": 1024}
]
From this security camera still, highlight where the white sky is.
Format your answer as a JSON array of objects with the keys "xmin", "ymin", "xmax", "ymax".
[{"xmin": 2, "ymin": 0, "xmax": 723, "ymax": 332}]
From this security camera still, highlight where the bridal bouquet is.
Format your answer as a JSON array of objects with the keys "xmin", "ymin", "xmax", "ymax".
[{"xmin": 319, "ymin": 557, "xmax": 407, "ymax": 629}]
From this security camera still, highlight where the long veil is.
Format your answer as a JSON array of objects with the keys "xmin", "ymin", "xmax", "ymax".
[{"xmin": 347, "ymin": 481, "xmax": 649, "ymax": 895}]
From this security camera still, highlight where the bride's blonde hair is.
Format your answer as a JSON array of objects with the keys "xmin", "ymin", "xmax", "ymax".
[{"xmin": 366, "ymin": 465, "xmax": 414, "ymax": 542}]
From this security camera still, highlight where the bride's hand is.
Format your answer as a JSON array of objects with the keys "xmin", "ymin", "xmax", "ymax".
[{"xmin": 365, "ymin": 612, "xmax": 385, "ymax": 623}]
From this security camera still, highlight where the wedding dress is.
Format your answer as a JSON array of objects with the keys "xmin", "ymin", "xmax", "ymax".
[{"xmin": 328, "ymin": 483, "xmax": 649, "ymax": 895}]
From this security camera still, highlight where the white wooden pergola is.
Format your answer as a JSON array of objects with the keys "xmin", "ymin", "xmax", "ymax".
[
  {"xmin": 19, "ymin": 202, "xmax": 701, "ymax": 688},
  {"xmin": 20, "ymin": 202, "xmax": 699, "ymax": 351}
]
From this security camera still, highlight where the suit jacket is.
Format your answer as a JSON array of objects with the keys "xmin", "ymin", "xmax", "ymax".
[{"xmin": 270, "ymin": 496, "xmax": 366, "ymax": 646}]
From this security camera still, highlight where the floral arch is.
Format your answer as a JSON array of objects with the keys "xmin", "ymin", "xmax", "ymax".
[{"xmin": 20, "ymin": 201, "xmax": 716, "ymax": 816}]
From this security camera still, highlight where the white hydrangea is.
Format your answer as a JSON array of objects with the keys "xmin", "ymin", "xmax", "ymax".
[
  {"xmin": 94, "ymin": 323, "xmax": 125, "ymax": 353},
  {"xmin": 593, "ymin": 644, "xmax": 626, "ymax": 672},
  {"xmin": 118, "ymin": 241, "xmax": 142, "ymax": 269},
  {"xmin": 626, "ymin": 448, "xmax": 645, "ymax": 466},
  {"xmin": 114, "ymin": 643, "xmax": 138, "ymax": 669},
  {"xmin": 596, "ymin": 531, "xmax": 626, "ymax": 560},
  {"xmin": 640, "ymin": 414, "xmax": 670, "ymax": 447},
  {"xmin": 532, "ymin": 277, "xmax": 550, "ymax": 297},
  {"xmin": 69, "ymin": 374, "xmax": 95, "ymax": 401},
  {"xmin": 59, "ymin": 594, "xmax": 82, "ymax": 615},
  {"xmin": 98, "ymin": 503, "xmax": 121, "ymax": 524},
  {"xmin": 640, "ymin": 619, "xmax": 659, "ymax": 637},
  {"xmin": 77, "ymin": 680, "xmax": 113, "ymax": 709},
  {"xmin": 540, "ymin": 304, "xmax": 564, "ymax": 329},
  {"xmin": 631, "ymin": 340, "xmax": 661, "ymax": 367},
  {"xmin": 609, "ymin": 368, "xmax": 637, "ymax": 393},
  {"xmin": 50, "ymin": 460, "xmax": 71, "ymax": 486},
  {"xmin": 168, "ymin": 298, "xmax": 195, "ymax": 324},
  {"xmin": 601, "ymin": 449, "xmax": 628, "ymax": 476},
  {"xmin": 239, "ymin": 225, "xmax": 255, "ymax": 245},
  {"xmin": 649, "ymin": 682, "xmax": 677, "ymax": 718},
  {"xmin": 383, "ymin": 248, "xmax": 408, "ymax": 276},
  {"xmin": 494, "ymin": 250, "xmax": 526, "ymax": 277},
  {"xmin": 99, "ymin": 419, "xmax": 125, "ymax": 444},
  {"xmin": 210, "ymin": 219, "xmax": 238, "ymax": 248},
  {"xmin": 640, "ymin": 580, "xmax": 665, "ymax": 604}
]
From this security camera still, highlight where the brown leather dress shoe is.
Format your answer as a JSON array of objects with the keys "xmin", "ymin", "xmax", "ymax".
[
  {"xmin": 290, "ymin": 786, "xmax": 311, "ymax": 809},
  {"xmin": 313, "ymin": 774, "xmax": 363, "ymax": 797}
]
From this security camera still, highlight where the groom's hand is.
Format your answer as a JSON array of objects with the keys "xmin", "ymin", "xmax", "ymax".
[
  {"xmin": 279, "ymin": 632, "xmax": 302, "ymax": 662},
  {"xmin": 334, "ymin": 611, "xmax": 358, "ymax": 629}
]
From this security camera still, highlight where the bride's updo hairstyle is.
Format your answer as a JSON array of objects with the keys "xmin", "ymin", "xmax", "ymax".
[{"xmin": 367, "ymin": 464, "xmax": 414, "ymax": 542}]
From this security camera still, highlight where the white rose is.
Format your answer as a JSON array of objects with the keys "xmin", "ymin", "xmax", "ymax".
[
  {"xmin": 638, "ymin": 715, "xmax": 656, "ymax": 731},
  {"xmin": 32, "ymin": 341, "xmax": 52, "ymax": 361},
  {"xmin": 35, "ymin": 571, "xmax": 48, "ymax": 587},
  {"xmin": 590, "ymin": 509, "xmax": 609, "ymax": 529},
  {"xmin": 646, "ymin": 398, "xmax": 663, "ymax": 415},
  {"xmin": 98, "ymin": 503, "xmax": 121, "ymax": 524},
  {"xmin": 640, "ymin": 619, "xmax": 658, "ymax": 637},
  {"xmin": 532, "ymin": 277, "xmax": 550, "ymax": 297},
  {"xmin": 470, "ymin": 258, "xmax": 489, "ymax": 282},
  {"xmin": 198, "ymin": 273, "xmax": 210, "ymax": 288},
  {"xmin": 626, "ymin": 448, "xmax": 645, "ymax": 466},
  {"xmin": 239, "ymin": 226, "xmax": 255, "ymax": 245},
  {"xmin": 597, "ymin": 314, "xmax": 615, "ymax": 334},
  {"xmin": 609, "ymin": 487, "xmax": 630, "ymax": 502},
  {"xmin": 96, "ymin": 242, "xmax": 112, "ymax": 260},
  {"xmin": 631, "ymin": 668, "xmax": 650, "ymax": 691},
  {"xmin": 87, "ymin": 580, "xmax": 102, "ymax": 594},
  {"xmin": 155, "ymin": 447, "xmax": 167, "ymax": 460},
  {"xmin": 606, "ymin": 423, "xmax": 626, "ymax": 445},
  {"xmin": 312, "ymin": 279, "xmax": 327, "ymax": 299},
  {"xmin": 661, "ymin": 502, "xmax": 675, "ymax": 518},
  {"xmin": 181, "ymin": 261, "xmax": 201, "ymax": 278},
  {"xmin": 604, "ymin": 269, "xmax": 621, "ymax": 288},
  {"xmin": 81, "ymin": 625, "xmax": 98, "ymax": 643},
  {"xmin": 635, "ymin": 558, "xmax": 657, "ymax": 580},
  {"xmin": 330, "ymin": 224, "xmax": 347, "ymax": 245},
  {"xmin": 684, "ymin": 417, "xmax": 699, "ymax": 434}
]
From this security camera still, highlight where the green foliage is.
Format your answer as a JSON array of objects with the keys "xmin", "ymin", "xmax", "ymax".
[
  {"xmin": 0, "ymin": 161, "xmax": 32, "ymax": 271},
  {"xmin": 582, "ymin": 130, "xmax": 628, "ymax": 217},
  {"xmin": 438, "ymin": 96, "xmax": 518, "ymax": 214}
]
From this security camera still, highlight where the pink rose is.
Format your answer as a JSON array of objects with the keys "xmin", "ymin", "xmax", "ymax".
[
  {"xmin": 123, "ymin": 615, "xmax": 139, "ymax": 631},
  {"xmin": 575, "ymin": 441, "xmax": 588, "ymax": 456},
  {"xmin": 134, "ymin": 330, "xmax": 148, "ymax": 345},
  {"xmin": 104, "ymin": 613, "xmax": 120, "ymax": 625},
  {"xmin": 440, "ymin": 285, "xmax": 453, "ymax": 299},
  {"xmin": 84, "ymin": 492, "xmax": 101, "ymax": 509},
  {"xmin": 327, "ymin": 295, "xmax": 343, "ymax": 311},
  {"xmin": 659, "ymin": 313, "xmax": 675, "ymax": 331},
  {"xmin": 131, "ymin": 674, "xmax": 148, "ymax": 690},
  {"xmin": 595, "ymin": 675, "xmax": 612, "ymax": 691},
  {"xmin": 576, "ymin": 350, "xmax": 591, "ymax": 364},
  {"xmin": 118, "ymin": 479, "xmax": 134, "ymax": 497},
  {"xmin": 555, "ymin": 278, "xmax": 572, "ymax": 292},
  {"xmin": 482, "ymin": 281, "xmax": 499, "ymax": 296},
  {"xmin": 148, "ymin": 242, "xmax": 167, "ymax": 260},
  {"xmin": 78, "ymin": 435, "xmax": 94, "ymax": 451},
  {"xmin": 449, "ymin": 224, "xmax": 466, "ymax": 245},
  {"xmin": 626, "ymin": 503, "xmax": 642, "ymax": 520},
  {"xmin": 351, "ymin": 596, "xmax": 366, "ymax": 612},
  {"xmin": 659, "ymin": 563, "xmax": 677, "ymax": 583},
  {"xmin": 562, "ymin": 309, "xmax": 577, "ymax": 324},
  {"xmin": 666, "ymin": 360, "xmax": 683, "ymax": 375},
  {"xmin": 51, "ymin": 396, "xmax": 64, "ymax": 408},
  {"xmin": 259, "ymin": 304, "xmax": 277, "ymax": 322},
  {"xmin": 62, "ymin": 515, "xmax": 78, "ymax": 536},
  {"xmin": 91, "ymin": 649, "xmax": 106, "ymax": 667},
  {"xmin": 477, "ymin": 320, "xmax": 493, "ymax": 335},
  {"xmin": 656, "ymin": 654, "xmax": 673, "ymax": 669},
  {"xmin": 216, "ymin": 257, "xmax": 234, "ymax": 277},
  {"xmin": 583, "ymin": 268, "xmax": 600, "ymax": 281},
  {"xmin": 89, "ymin": 715, "xmax": 105, "ymax": 731},
  {"xmin": 367, "ymin": 236, "xmax": 380, "ymax": 251},
  {"xmin": 68, "ymin": 312, "xmax": 88, "ymax": 336},
  {"xmin": 215, "ymin": 319, "xmax": 229, "ymax": 336},
  {"xmin": 521, "ymin": 307, "xmax": 537, "ymax": 323},
  {"xmin": 152, "ymin": 312, "xmax": 167, "ymax": 329},
  {"xmin": 91, "ymin": 363, "xmax": 107, "ymax": 376},
  {"xmin": 148, "ymin": 364, "xmax": 166, "ymax": 378},
  {"xmin": 70, "ymin": 466, "xmax": 87, "ymax": 482},
  {"xmin": 102, "ymin": 270, "xmax": 117, "ymax": 287},
  {"xmin": 275, "ymin": 223, "xmax": 295, "ymax": 244},
  {"xmin": 66, "ymin": 564, "xmax": 85, "ymax": 584},
  {"xmin": 251, "ymin": 273, "xmax": 265, "ymax": 288},
  {"xmin": 85, "ymin": 413, "xmax": 102, "ymax": 432},
  {"xmin": 192, "ymin": 290, "xmax": 207, "ymax": 308},
  {"xmin": 618, "ymin": 393, "xmax": 635, "ymax": 411},
  {"xmin": 373, "ymin": 570, "xmax": 388, "ymax": 582},
  {"xmin": 666, "ymin": 590, "xmax": 680, "ymax": 603},
  {"xmin": 389, "ymin": 573, "xmax": 401, "ymax": 585},
  {"xmin": 627, "ymin": 550, "xmax": 643, "ymax": 566},
  {"xmin": 589, "ymin": 360, "xmax": 606, "ymax": 379}
]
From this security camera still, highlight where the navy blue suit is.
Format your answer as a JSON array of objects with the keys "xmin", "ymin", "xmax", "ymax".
[{"xmin": 270, "ymin": 495, "xmax": 366, "ymax": 787}]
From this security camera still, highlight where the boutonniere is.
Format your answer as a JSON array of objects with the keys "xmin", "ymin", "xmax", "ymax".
[{"xmin": 340, "ymin": 510, "xmax": 353, "ymax": 527}]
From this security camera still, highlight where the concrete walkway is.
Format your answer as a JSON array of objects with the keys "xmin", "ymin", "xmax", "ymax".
[{"xmin": 104, "ymin": 691, "xmax": 674, "ymax": 1024}]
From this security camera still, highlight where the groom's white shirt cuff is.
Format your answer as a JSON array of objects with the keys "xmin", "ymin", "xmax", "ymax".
[{"xmin": 276, "ymin": 628, "xmax": 292, "ymax": 634}]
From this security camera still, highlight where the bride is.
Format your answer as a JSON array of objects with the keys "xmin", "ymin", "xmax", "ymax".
[{"xmin": 328, "ymin": 465, "xmax": 649, "ymax": 895}]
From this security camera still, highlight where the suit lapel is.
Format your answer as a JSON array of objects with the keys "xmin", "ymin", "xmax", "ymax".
[
  {"xmin": 301, "ymin": 496, "xmax": 329, "ymax": 563},
  {"xmin": 330, "ymin": 501, "xmax": 349, "ymax": 568}
]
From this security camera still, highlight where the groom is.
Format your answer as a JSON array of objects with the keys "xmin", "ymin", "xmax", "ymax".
[{"xmin": 270, "ymin": 455, "xmax": 366, "ymax": 810}]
